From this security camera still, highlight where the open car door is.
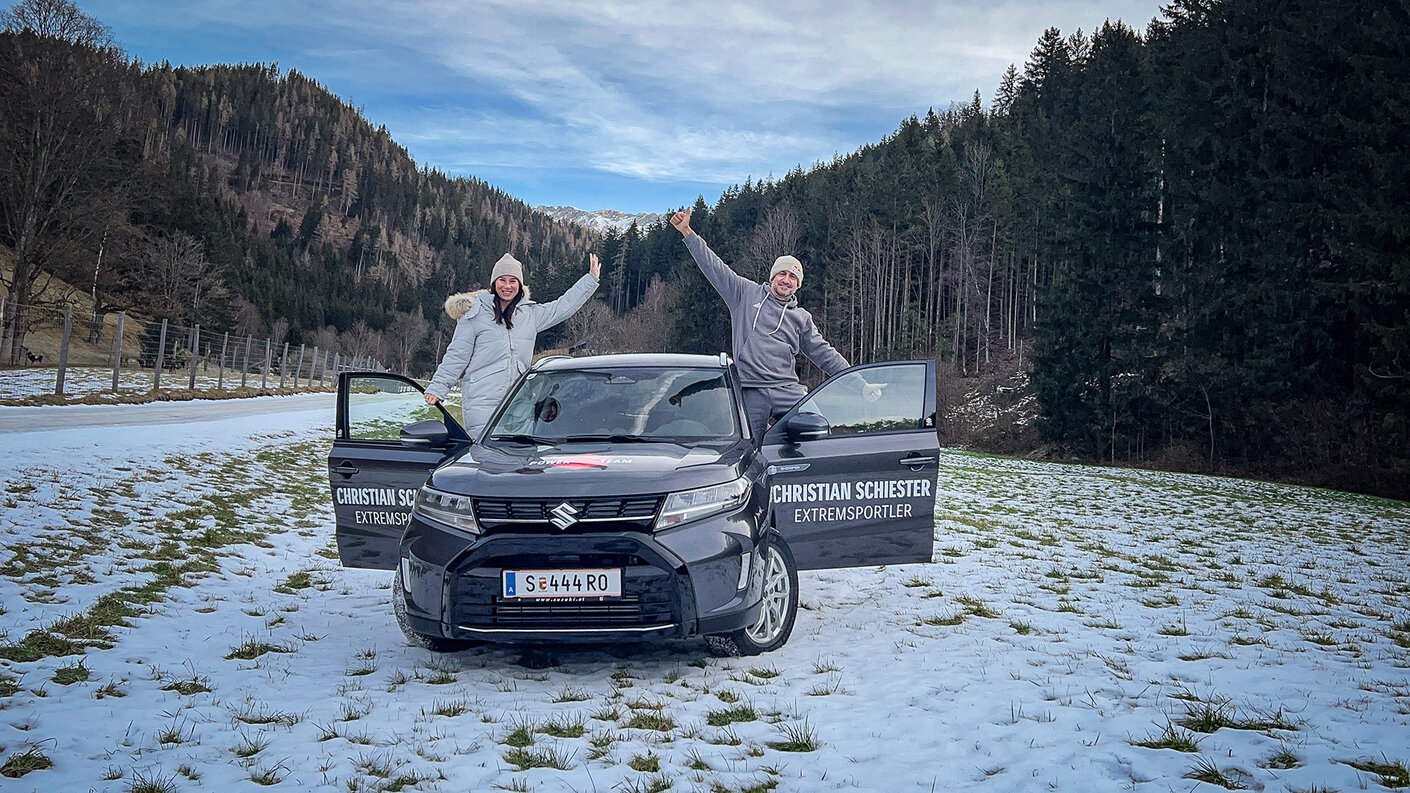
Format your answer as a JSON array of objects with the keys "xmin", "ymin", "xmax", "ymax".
[
  {"xmin": 329, "ymin": 372, "xmax": 471, "ymax": 569},
  {"xmin": 761, "ymin": 360, "xmax": 938, "ymax": 570}
]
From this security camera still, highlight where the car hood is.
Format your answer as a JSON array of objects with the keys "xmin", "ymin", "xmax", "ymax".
[{"xmin": 427, "ymin": 441, "xmax": 752, "ymax": 498}]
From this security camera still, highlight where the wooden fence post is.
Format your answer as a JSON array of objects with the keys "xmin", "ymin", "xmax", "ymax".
[
  {"xmin": 111, "ymin": 311, "xmax": 125, "ymax": 393},
  {"xmin": 55, "ymin": 305, "xmax": 73, "ymax": 396},
  {"xmin": 188, "ymin": 324, "xmax": 200, "ymax": 390},
  {"xmin": 154, "ymin": 319, "xmax": 168, "ymax": 391},
  {"xmin": 217, "ymin": 331, "xmax": 229, "ymax": 389},
  {"xmin": 241, "ymin": 335, "xmax": 252, "ymax": 388}
]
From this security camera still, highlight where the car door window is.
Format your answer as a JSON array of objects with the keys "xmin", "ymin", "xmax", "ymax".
[
  {"xmin": 346, "ymin": 375, "xmax": 438, "ymax": 441},
  {"xmin": 793, "ymin": 364, "xmax": 928, "ymax": 435},
  {"xmin": 762, "ymin": 360, "xmax": 938, "ymax": 571}
]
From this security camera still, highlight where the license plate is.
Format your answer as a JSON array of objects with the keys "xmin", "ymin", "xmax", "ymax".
[{"xmin": 503, "ymin": 569, "xmax": 622, "ymax": 599}]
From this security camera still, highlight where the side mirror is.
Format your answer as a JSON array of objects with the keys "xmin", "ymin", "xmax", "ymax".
[
  {"xmin": 784, "ymin": 412, "xmax": 829, "ymax": 442},
  {"xmin": 400, "ymin": 419, "xmax": 450, "ymax": 448}
]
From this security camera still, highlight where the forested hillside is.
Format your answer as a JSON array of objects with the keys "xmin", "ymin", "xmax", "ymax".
[
  {"xmin": 1, "ymin": 1, "xmax": 596, "ymax": 376},
  {"xmin": 2, "ymin": 0, "xmax": 1405, "ymax": 496},
  {"xmin": 597, "ymin": 0, "xmax": 1408, "ymax": 496}
]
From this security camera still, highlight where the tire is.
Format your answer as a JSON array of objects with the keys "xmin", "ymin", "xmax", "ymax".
[
  {"xmin": 706, "ymin": 537, "xmax": 799, "ymax": 657},
  {"xmin": 393, "ymin": 566, "xmax": 475, "ymax": 653}
]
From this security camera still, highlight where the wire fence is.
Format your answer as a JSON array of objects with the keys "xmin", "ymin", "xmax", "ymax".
[{"xmin": 0, "ymin": 297, "xmax": 383, "ymax": 402}]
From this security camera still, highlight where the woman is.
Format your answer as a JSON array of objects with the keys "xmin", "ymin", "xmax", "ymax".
[{"xmin": 424, "ymin": 251, "xmax": 600, "ymax": 436}]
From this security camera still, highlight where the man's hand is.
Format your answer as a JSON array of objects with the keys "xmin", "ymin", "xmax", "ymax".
[
  {"xmin": 424, "ymin": 391, "xmax": 443, "ymax": 406},
  {"xmin": 862, "ymin": 382, "xmax": 885, "ymax": 403},
  {"xmin": 670, "ymin": 209, "xmax": 692, "ymax": 237},
  {"xmin": 589, "ymin": 252, "xmax": 601, "ymax": 278}
]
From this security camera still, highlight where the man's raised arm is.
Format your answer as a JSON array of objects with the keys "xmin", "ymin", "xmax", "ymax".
[{"xmin": 670, "ymin": 209, "xmax": 753, "ymax": 306}]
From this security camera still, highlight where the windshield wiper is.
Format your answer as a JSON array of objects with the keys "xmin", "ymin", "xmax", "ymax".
[
  {"xmin": 563, "ymin": 434, "xmax": 678, "ymax": 444},
  {"xmin": 487, "ymin": 433, "xmax": 559, "ymax": 446}
]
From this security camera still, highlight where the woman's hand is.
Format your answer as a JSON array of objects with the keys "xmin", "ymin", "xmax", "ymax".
[
  {"xmin": 589, "ymin": 252, "xmax": 601, "ymax": 278},
  {"xmin": 424, "ymin": 391, "xmax": 443, "ymax": 406}
]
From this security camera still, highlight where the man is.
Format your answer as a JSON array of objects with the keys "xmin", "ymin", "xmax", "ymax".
[{"xmin": 670, "ymin": 208, "xmax": 878, "ymax": 438}]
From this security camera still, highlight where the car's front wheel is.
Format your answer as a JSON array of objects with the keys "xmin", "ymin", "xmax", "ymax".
[
  {"xmin": 393, "ymin": 566, "xmax": 475, "ymax": 653},
  {"xmin": 706, "ymin": 537, "xmax": 799, "ymax": 657}
]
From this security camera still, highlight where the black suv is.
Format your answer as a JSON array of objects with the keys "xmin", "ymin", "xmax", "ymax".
[{"xmin": 328, "ymin": 353, "xmax": 937, "ymax": 655}]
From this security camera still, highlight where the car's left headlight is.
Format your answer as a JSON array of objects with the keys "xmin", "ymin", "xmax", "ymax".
[
  {"xmin": 655, "ymin": 475, "xmax": 751, "ymax": 529},
  {"xmin": 413, "ymin": 486, "xmax": 480, "ymax": 534}
]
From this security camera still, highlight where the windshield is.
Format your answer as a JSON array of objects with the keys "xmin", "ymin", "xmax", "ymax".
[{"xmin": 486, "ymin": 367, "xmax": 740, "ymax": 445}]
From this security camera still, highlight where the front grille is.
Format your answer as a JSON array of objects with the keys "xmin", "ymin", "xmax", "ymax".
[
  {"xmin": 474, "ymin": 496, "xmax": 662, "ymax": 529},
  {"xmin": 448, "ymin": 553, "xmax": 677, "ymax": 631},
  {"xmin": 490, "ymin": 595, "xmax": 659, "ymax": 623}
]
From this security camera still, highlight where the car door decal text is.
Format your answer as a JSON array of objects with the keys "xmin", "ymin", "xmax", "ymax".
[
  {"xmin": 335, "ymin": 486, "xmax": 418, "ymax": 528},
  {"xmin": 334, "ymin": 487, "xmax": 419, "ymax": 506},
  {"xmin": 770, "ymin": 478, "xmax": 931, "ymax": 504},
  {"xmin": 771, "ymin": 477, "xmax": 932, "ymax": 524}
]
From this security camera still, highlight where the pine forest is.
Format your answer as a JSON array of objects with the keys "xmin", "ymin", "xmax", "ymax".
[{"xmin": 1, "ymin": 0, "xmax": 1406, "ymax": 497}]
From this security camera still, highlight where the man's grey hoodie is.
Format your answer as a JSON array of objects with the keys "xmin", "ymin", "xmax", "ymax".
[{"xmin": 683, "ymin": 232, "xmax": 848, "ymax": 388}]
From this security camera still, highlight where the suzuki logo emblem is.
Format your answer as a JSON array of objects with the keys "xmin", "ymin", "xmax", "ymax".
[{"xmin": 549, "ymin": 502, "xmax": 579, "ymax": 530}]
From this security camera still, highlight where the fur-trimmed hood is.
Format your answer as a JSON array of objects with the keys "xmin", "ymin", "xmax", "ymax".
[
  {"xmin": 425, "ymin": 270, "xmax": 599, "ymax": 434},
  {"xmin": 444, "ymin": 286, "xmax": 533, "ymax": 320}
]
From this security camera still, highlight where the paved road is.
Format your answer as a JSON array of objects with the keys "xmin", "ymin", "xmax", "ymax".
[{"xmin": 0, "ymin": 392, "xmax": 334, "ymax": 434}]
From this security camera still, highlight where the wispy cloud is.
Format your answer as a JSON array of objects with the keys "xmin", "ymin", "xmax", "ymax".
[{"xmin": 85, "ymin": 0, "xmax": 1168, "ymax": 210}]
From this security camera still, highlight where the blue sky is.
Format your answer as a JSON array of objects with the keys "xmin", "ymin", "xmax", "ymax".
[{"xmin": 81, "ymin": 1, "xmax": 1168, "ymax": 214}]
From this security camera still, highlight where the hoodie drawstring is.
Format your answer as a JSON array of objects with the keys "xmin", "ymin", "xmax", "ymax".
[{"xmin": 750, "ymin": 288, "xmax": 788, "ymax": 335}]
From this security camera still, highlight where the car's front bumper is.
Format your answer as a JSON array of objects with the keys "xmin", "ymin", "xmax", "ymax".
[{"xmin": 397, "ymin": 510, "xmax": 766, "ymax": 643}]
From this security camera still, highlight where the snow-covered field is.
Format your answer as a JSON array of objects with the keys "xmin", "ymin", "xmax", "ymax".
[
  {"xmin": 0, "ymin": 366, "xmax": 327, "ymax": 401},
  {"xmin": 1, "ymin": 398, "xmax": 1407, "ymax": 792}
]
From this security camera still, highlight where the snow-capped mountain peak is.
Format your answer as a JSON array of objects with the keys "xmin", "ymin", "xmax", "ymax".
[{"xmin": 537, "ymin": 205, "xmax": 665, "ymax": 235}]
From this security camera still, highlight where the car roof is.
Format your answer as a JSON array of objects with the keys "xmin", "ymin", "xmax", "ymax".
[{"xmin": 532, "ymin": 352, "xmax": 730, "ymax": 371}]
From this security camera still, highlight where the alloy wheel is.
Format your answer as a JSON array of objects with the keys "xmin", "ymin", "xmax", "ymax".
[{"xmin": 744, "ymin": 545, "xmax": 792, "ymax": 645}]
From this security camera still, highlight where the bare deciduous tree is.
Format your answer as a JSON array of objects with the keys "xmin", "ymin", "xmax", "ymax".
[
  {"xmin": 269, "ymin": 317, "xmax": 289, "ymax": 347},
  {"xmin": 143, "ymin": 232, "xmax": 200, "ymax": 318},
  {"xmin": 945, "ymin": 140, "xmax": 994, "ymax": 375},
  {"xmin": 386, "ymin": 309, "xmax": 429, "ymax": 375},
  {"xmin": 562, "ymin": 298, "xmax": 613, "ymax": 355},
  {"xmin": 340, "ymin": 320, "xmax": 383, "ymax": 364},
  {"xmin": 1, "ymin": 0, "xmax": 112, "ymax": 47},
  {"xmin": 231, "ymin": 297, "xmax": 267, "ymax": 339},
  {"xmin": 744, "ymin": 202, "xmax": 802, "ymax": 282},
  {"xmin": 306, "ymin": 324, "xmax": 340, "ymax": 356},
  {"xmin": 0, "ymin": 1, "xmax": 138, "ymax": 363},
  {"xmin": 618, "ymin": 277, "xmax": 678, "ymax": 354},
  {"xmin": 140, "ymin": 232, "xmax": 226, "ymax": 323},
  {"xmin": 609, "ymin": 236, "xmax": 629, "ymax": 312}
]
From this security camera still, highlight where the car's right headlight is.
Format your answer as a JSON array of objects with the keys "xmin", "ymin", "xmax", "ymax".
[
  {"xmin": 655, "ymin": 475, "xmax": 751, "ymax": 529},
  {"xmin": 413, "ymin": 486, "xmax": 480, "ymax": 534}
]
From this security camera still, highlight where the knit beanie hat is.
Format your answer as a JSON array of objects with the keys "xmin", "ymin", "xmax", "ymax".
[
  {"xmin": 769, "ymin": 255, "xmax": 803, "ymax": 286},
  {"xmin": 490, "ymin": 253, "xmax": 525, "ymax": 284}
]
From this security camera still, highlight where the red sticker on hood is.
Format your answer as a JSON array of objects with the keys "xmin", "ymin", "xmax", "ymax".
[{"xmin": 528, "ymin": 454, "xmax": 634, "ymax": 469}]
